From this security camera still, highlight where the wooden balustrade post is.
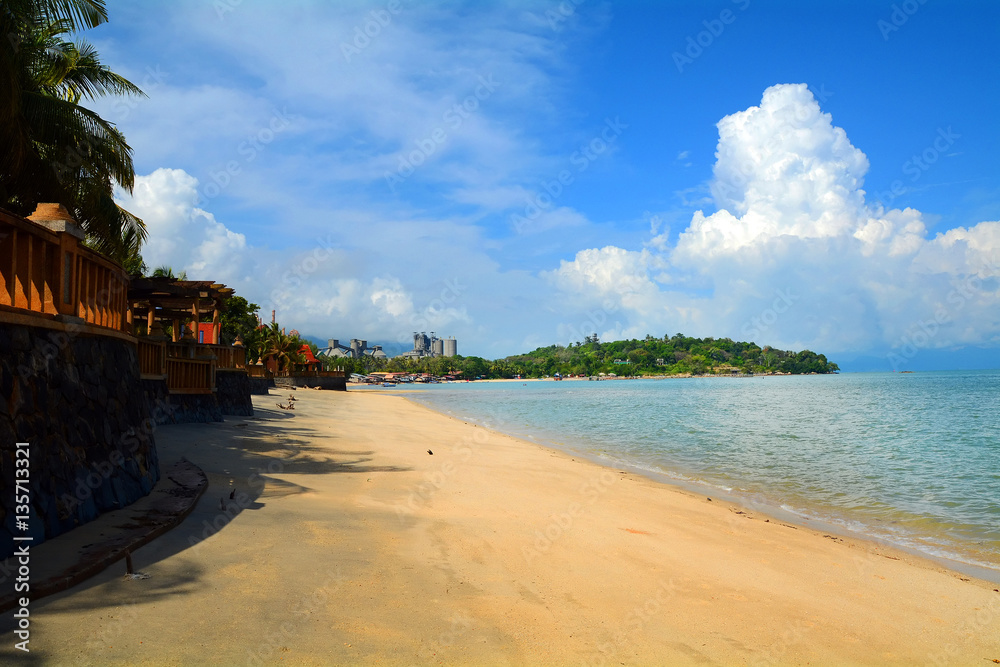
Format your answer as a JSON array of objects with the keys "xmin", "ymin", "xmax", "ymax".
[
  {"xmin": 26, "ymin": 204, "xmax": 84, "ymax": 319},
  {"xmin": 191, "ymin": 299, "xmax": 199, "ymax": 342},
  {"xmin": 212, "ymin": 302, "xmax": 220, "ymax": 344}
]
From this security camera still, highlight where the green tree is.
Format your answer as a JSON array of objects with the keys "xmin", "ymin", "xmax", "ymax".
[
  {"xmin": 150, "ymin": 265, "xmax": 187, "ymax": 280},
  {"xmin": 219, "ymin": 295, "xmax": 260, "ymax": 347},
  {"xmin": 0, "ymin": 0, "xmax": 147, "ymax": 266},
  {"xmin": 261, "ymin": 323, "xmax": 304, "ymax": 372}
]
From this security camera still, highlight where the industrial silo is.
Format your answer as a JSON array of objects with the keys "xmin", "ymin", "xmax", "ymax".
[
  {"xmin": 432, "ymin": 338, "xmax": 444, "ymax": 356},
  {"xmin": 443, "ymin": 337, "xmax": 457, "ymax": 357}
]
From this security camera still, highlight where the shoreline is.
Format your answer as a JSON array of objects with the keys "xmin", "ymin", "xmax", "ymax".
[
  {"xmin": 7, "ymin": 389, "xmax": 999, "ymax": 664},
  {"xmin": 376, "ymin": 384, "xmax": 1000, "ymax": 585}
]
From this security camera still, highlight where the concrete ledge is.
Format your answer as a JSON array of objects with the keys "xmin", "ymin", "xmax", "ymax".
[{"xmin": 0, "ymin": 458, "xmax": 207, "ymax": 614}]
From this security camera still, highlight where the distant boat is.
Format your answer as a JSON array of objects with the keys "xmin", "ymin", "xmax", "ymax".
[{"xmin": 382, "ymin": 382, "xmax": 395, "ymax": 387}]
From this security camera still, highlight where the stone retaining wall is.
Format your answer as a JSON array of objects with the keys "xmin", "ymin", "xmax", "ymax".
[
  {"xmin": 0, "ymin": 322, "xmax": 160, "ymax": 559},
  {"xmin": 249, "ymin": 377, "xmax": 271, "ymax": 395},
  {"xmin": 217, "ymin": 370, "xmax": 253, "ymax": 416}
]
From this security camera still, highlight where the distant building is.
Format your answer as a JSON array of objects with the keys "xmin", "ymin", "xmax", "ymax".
[
  {"xmin": 316, "ymin": 339, "xmax": 387, "ymax": 360},
  {"xmin": 399, "ymin": 332, "xmax": 457, "ymax": 359}
]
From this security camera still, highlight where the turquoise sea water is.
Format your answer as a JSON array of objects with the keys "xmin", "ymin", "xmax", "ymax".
[{"xmin": 398, "ymin": 371, "xmax": 1000, "ymax": 575}]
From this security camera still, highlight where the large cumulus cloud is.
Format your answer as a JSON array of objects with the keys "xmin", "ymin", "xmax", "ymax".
[{"xmin": 549, "ymin": 84, "xmax": 1000, "ymax": 364}]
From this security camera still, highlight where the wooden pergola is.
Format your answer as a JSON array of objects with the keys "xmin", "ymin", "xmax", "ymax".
[{"xmin": 127, "ymin": 278, "xmax": 234, "ymax": 343}]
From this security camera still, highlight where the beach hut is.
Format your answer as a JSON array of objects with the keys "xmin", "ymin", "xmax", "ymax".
[{"xmin": 294, "ymin": 343, "xmax": 324, "ymax": 373}]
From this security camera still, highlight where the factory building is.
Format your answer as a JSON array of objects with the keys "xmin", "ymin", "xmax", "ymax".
[
  {"xmin": 317, "ymin": 339, "xmax": 387, "ymax": 359},
  {"xmin": 399, "ymin": 332, "xmax": 457, "ymax": 359}
]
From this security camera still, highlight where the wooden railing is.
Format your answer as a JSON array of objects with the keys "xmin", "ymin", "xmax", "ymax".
[
  {"xmin": 139, "ymin": 338, "xmax": 245, "ymax": 392},
  {"xmin": 138, "ymin": 338, "xmax": 166, "ymax": 378},
  {"xmin": 0, "ymin": 208, "xmax": 129, "ymax": 331},
  {"xmin": 210, "ymin": 344, "xmax": 246, "ymax": 369},
  {"xmin": 246, "ymin": 365, "xmax": 272, "ymax": 378},
  {"xmin": 163, "ymin": 341, "xmax": 245, "ymax": 368},
  {"xmin": 165, "ymin": 358, "xmax": 214, "ymax": 394}
]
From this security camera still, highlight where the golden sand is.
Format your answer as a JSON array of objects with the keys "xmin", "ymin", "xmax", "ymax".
[{"xmin": 13, "ymin": 389, "xmax": 1000, "ymax": 665}]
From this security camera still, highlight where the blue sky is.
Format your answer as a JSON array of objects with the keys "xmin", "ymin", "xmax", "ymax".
[{"xmin": 88, "ymin": 0, "xmax": 1000, "ymax": 369}]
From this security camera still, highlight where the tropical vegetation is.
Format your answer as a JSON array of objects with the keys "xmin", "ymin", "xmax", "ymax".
[
  {"xmin": 327, "ymin": 333, "xmax": 839, "ymax": 379},
  {"xmin": 1, "ymin": 0, "xmax": 147, "ymax": 268},
  {"xmin": 259, "ymin": 322, "xmax": 305, "ymax": 372}
]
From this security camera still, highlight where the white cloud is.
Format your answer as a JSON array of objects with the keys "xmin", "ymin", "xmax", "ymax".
[
  {"xmin": 118, "ymin": 167, "xmax": 538, "ymax": 355},
  {"xmin": 118, "ymin": 168, "xmax": 249, "ymax": 283},
  {"xmin": 548, "ymin": 84, "xmax": 1000, "ymax": 360}
]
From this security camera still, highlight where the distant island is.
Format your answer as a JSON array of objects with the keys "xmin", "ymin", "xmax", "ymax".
[
  {"xmin": 331, "ymin": 333, "xmax": 839, "ymax": 379},
  {"xmin": 497, "ymin": 334, "xmax": 839, "ymax": 378}
]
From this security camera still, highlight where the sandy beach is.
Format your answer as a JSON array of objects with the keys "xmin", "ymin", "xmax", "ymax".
[{"xmin": 5, "ymin": 389, "xmax": 999, "ymax": 665}]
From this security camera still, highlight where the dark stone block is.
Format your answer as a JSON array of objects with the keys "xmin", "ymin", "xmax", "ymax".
[
  {"xmin": 97, "ymin": 382, "xmax": 108, "ymax": 407},
  {"xmin": 0, "ymin": 363, "xmax": 13, "ymax": 400},
  {"xmin": 111, "ymin": 475, "xmax": 127, "ymax": 506},
  {"xmin": 217, "ymin": 370, "xmax": 253, "ymax": 416},
  {"xmin": 13, "ymin": 413, "xmax": 34, "ymax": 441},
  {"xmin": 93, "ymin": 475, "xmax": 117, "ymax": 512},
  {"xmin": 249, "ymin": 377, "xmax": 270, "ymax": 395},
  {"xmin": 77, "ymin": 495, "xmax": 98, "ymax": 523},
  {"xmin": 45, "ymin": 497, "xmax": 62, "ymax": 536},
  {"xmin": 82, "ymin": 364, "xmax": 100, "ymax": 387},
  {"xmin": 0, "ymin": 526, "xmax": 13, "ymax": 560},
  {"xmin": 10, "ymin": 327, "xmax": 30, "ymax": 351},
  {"xmin": 0, "ymin": 415, "xmax": 14, "ymax": 446}
]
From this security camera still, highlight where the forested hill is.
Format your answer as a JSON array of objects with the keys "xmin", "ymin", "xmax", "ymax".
[
  {"xmin": 498, "ymin": 334, "xmax": 839, "ymax": 377},
  {"xmin": 328, "ymin": 333, "xmax": 838, "ymax": 378}
]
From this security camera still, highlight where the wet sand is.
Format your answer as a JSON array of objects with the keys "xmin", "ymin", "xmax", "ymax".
[{"xmin": 4, "ymin": 389, "xmax": 998, "ymax": 665}]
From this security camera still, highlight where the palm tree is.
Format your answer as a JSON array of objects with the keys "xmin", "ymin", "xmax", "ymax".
[
  {"xmin": 260, "ymin": 323, "xmax": 304, "ymax": 372},
  {"xmin": 150, "ymin": 265, "xmax": 187, "ymax": 280},
  {"xmin": 0, "ymin": 0, "xmax": 147, "ymax": 266}
]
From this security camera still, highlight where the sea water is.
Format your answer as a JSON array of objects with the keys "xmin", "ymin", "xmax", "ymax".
[{"xmin": 401, "ymin": 371, "xmax": 1000, "ymax": 575}]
